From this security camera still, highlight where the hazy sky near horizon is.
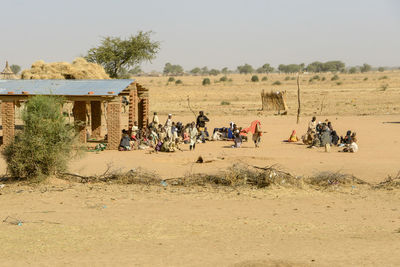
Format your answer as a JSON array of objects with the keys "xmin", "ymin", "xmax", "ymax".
[{"xmin": 1, "ymin": 0, "xmax": 399, "ymax": 72}]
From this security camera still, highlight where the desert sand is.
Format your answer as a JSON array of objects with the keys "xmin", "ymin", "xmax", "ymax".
[{"xmin": 0, "ymin": 72, "xmax": 399, "ymax": 266}]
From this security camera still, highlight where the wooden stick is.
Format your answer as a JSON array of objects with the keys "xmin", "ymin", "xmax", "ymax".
[{"xmin": 296, "ymin": 73, "xmax": 301, "ymax": 124}]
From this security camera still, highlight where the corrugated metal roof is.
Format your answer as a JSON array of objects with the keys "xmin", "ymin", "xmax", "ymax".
[{"xmin": 0, "ymin": 79, "xmax": 135, "ymax": 96}]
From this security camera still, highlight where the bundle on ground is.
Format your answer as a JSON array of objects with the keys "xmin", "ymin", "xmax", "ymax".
[{"xmin": 21, "ymin": 58, "xmax": 110, "ymax": 80}]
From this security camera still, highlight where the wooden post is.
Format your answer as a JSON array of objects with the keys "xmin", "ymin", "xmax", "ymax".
[{"xmin": 296, "ymin": 73, "xmax": 301, "ymax": 124}]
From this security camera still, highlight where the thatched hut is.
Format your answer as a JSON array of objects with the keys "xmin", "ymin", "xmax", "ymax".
[{"xmin": 0, "ymin": 61, "xmax": 17, "ymax": 80}]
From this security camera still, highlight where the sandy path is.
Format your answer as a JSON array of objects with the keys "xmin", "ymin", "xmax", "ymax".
[
  {"xmin": 50, "ymin": 115, "xmax": 400, "ymax": 183},
  {"xmin": 0, "ymin": 183, "xmax": 399, "ymax": 266}
]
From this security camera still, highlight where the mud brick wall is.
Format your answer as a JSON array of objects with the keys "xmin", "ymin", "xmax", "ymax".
[
  {"xmin": 106, "ymin": 101, "xmax": 121, "ymax": 150},
  {"xmin": 1, "ymin": 101, "xmax": 15, "ymax": 147}
]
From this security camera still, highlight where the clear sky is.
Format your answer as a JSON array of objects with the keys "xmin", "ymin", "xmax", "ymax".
[{"xmin": 1, "ymin": 0, "xmax": 399, "ymax": 72}]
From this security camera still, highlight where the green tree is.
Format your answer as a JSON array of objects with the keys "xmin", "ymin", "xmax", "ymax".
[
  {"xmin": 237, "ymin": 64, "xmax": 254, "ymax": 74},
  {"xmin": 10, "ymin": 64, "xmax": 21, "ymax": 75},
  {"xmin": 278, "ymin": 64, "xmax": 303, "ymax": 73},
  {"xmin": 163, "ymin": 63, "xmax": 184, "ymax": 75},
  {"xmin": 190, "ymin": 67, "xmax": 201, "ymax": 75},
  {"xmin": 201, "ymin": 66, "xmax": 209, "ymax": 75},
  {"xmin": 378, "ymin": 67, "xmax": 385, "ymax": 72},
  {"xmin": 85, "ymin": 31, "xmax": 160, "ymax": 78},
  {"xmin": 256, "ymin": 63, "xmax": 274, "ymax": 73},
  {"xmin": 306, "ymin": 61, "xmax": 324, "ymax": 72},
  {"xmin": 360, "ymin": 63, "xmax": 372, "ymax": 73},
  {"xmin": 221, "ymin": 67, "xmax": 230, "ymax": 74},
  {"xmin": 348, "ymin": 67, "xmax": 358, "ymax": 74},
  {"xmin": 2, "ymin": 96, "xmax": 78, "ymax": 181},
  {"xmin": 209, "ymin": 69, "xmax": 220, "ymax": 76}
]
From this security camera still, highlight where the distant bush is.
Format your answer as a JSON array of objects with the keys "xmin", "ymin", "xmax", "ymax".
[
  {"xmin": 379, "ymin": 76, "xmax": 388, "ymax": 80},
  {"xmin": 363, "ymin": 77, "xmax": 368, "ymax": 81},
  {"xmin": 360, "ymin": 63, "xmax": 372, "ymax": 73},
  {"xmin": 312, "ymin": 75, "xmax": 320, "ymax": 80},
  {"xmin": 202, "ymin": 78, "xmax": 211, "ymax": 86},
  {"xmin": 348, "ymin": 67, "xmax": 358, "ymax": 74},
  {"xmin": 209, "ymin": 69, "xmax": 220, "ymax": 76},
  {"xmin": 2, "ymin": 95, "xmax": 78, "ymax": 181},
  {"xmin": 336, "ymin": 81, "xmax": 342, "ymax": 85},
  {"xmin": 284, "ymin": 76, "xmax": 291, "ymax": 81},
  {"xmin": 220, "ymin": 101, "xmax": 230, "ymax": 105},
  {"xmin": 220, "ymin": 76, "xmax": 228, "ymax": 82},
  {"xmin": 167, "ymin": 77, "xmax": 175, "ymax": 82},
  {"xmin": 378, "ymin": 67, "xmax": 385, "ymax": 72},
  {"xmin": 175, "ymin": 79, "xmax": 183, "ymax": 85},
  {"xmin": 331, "ymin": 75, "xmax": 340, "ymax": 81},
  {"xmin": 290, "ymin": 77, "xmax": 296, "ymax": 80},
  {"xmin": 261, "ymin": 76, "xmax": 268, "ymax": 81},
  {"xmin": 228, "ymin": 78, "xmax": 233, "ymax": 82},
  {"xmin": 321, "ymin": 77, "xmax": 326, "ymax": 81},
  {"xmin": 251, "ymin": 75, "xmax": 259, "ymax": 82},
  {"xmin": 272, "ymin": 81, "xmax": 282, "ymax": 86}
]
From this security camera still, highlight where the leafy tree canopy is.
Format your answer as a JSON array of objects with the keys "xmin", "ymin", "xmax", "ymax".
[
  {"xmin": 360, "ymin": 63, "xmax": 372, "ymax": 73},
  {"xmin": 10, "ymin": 64, "xmax": 21, "ymax": 75},
  {"xmin": 237, "ymin": 64, "xmax": 254, "ymax": 74},
  {"xmin": 85, "ymin": 31, "xmax": 160, "ymax": 78},
  {"xmin": 163, "ymin": 63, "xmax": 184, "ymax": 75},
  {"xmin": 256, "ymin": 63, "xmax": 274, "ymax": 73}
]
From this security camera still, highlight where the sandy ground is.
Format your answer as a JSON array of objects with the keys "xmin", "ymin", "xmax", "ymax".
[
  {"xmin": 0, "ymin": 182, "xmax": 399, "ymax": 266},
  {"xmin": 1, "ymin": 72, "xmax": 399, "ymax": 266},
  {"xmin": 48, "ymin": 114, "xmax": 400, "ymax": 184}
]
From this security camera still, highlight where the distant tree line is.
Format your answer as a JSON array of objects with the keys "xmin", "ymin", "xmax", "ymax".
[{"xmin": 160, "ymin": 61, "xmax": 388, "ymax": 76}]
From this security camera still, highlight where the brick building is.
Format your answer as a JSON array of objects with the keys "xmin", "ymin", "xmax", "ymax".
[{"xmin": 0, "ymin": 79, "xmax": 149, "ymax": 150}]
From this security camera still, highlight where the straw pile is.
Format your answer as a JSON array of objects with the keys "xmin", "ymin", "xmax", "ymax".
[
  {"xmin": 261, "ymin": 89, "xmax": 288, "ymax": 111},
  {"xmin": 21, "ymin": 58, "xmax": 110, "ymax": 79}
]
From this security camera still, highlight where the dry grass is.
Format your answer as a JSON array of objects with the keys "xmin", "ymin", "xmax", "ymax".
[
  {"xmin": 306, "ymin": 171, "xmax": 369, "ymax": 188},
  {"xmin": 373, "ymin": 172, "xmax": 400, "ymax": 190},
  {"xmin": 59, "ymin": 164, "xmax": 382, "ymax": 191},
  {"xmin": 134, "ymin": 71, "xmax": 400, "ymax": 116}
]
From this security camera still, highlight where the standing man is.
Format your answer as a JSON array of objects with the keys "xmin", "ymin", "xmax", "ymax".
[
  {"xmin": 196, "ymin": 111, "xmax": 209, "ymax": 143},
  {"xmin": 152, "ymin": 112, "xmax": 159, "ymax": 126},
  {"xmin": 189, "ymin": 122, "xmax": 198, "ymax": 151},
  {"xmin": 308, "ymin": 116, "xmax": 317, "ymax": 133},
  {"xmin": 165, "ymin": 114, "xmax": 173, "ymax": 141}
]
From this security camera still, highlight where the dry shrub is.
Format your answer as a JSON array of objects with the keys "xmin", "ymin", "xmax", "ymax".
[
  {"xmin": 306, "ymin": 171, "xmax": 368, "ymax": 188},
  {"xmin": 59, "ymin": 164, "xmax": 386, "ymax": 192},
  {"xmin": 373, "ymin": 172, "xmax": 400, "ymax": 190},
  {"xmin": 21, "ymin": 58, "xmax": 110, "ymax": 80},
  {"xmin": 61, "ymin": 168, "xmax": 160, "ymax": 185},
  {"xmin": 167, "ymin": 164, "xmax": 302, "ymax": 188}
]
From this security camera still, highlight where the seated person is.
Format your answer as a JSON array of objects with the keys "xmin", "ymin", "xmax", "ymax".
[
  {"xmin": 119, "ymin": 130, "xmax": 131, "ymax": 151},
  {"xmin": 232, "ymin": 130, "xmax": 242, "ymax": 148},
  {"xmin": 320, "ymin": 126, "xmax": 332, "ymax": 147},
  {"xmin": 331, "ymin": 130, "xmax": 339, "ymax": 146},
  {"xmin": 340, "ymin": 130, "xmax": 352, "ymax": 145},
  {"xmin": 288, "ymin": 130, "xmax": 298, "ymax": 142},
  {"xmin": 343, "ymin": 140, "xmax": 358, "ymax": 153}
]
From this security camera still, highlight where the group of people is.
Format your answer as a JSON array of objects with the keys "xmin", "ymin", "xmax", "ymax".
[
  {"xmin": 119, "ymin": 111, "xmax": 210, "ymax": 152},
  {"xmin": 212, "ymin": 120, "xmax": 262, "ymax": 148},
  {"xmin": 302, "ymin": 116, "xmax": 358, "ymax": 152}
]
